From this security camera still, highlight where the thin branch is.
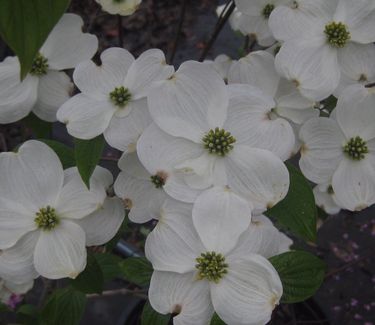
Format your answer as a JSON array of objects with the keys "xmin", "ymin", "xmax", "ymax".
[
  {"xmin": 100, "ymin": 156, "xmax": 119, "ymax": 162},
  {"xmin": 168, "ymin": 0, "xmax": 187, "ymax": 64},
  {"xmin": 365, "ymin": 81, "xmax": 375, "ymax": 88},
  {"xmin": 118, "ymin": 15, "xmax": 124, "ymax": 48},
  {"xmin": 38, "ymin": 279, "xmax": 53, "ymax": 308},
  {"xmin": 198, "ymin": 1, "xmax": 236, "ymax": 62},
  {"xmin": 87, "ymin": 288, "xmax": 148, "ymax": 299}
]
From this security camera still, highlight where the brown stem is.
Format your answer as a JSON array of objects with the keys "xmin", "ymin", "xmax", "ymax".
[
  {"xmin": 365, "ymin": 82, "xmax": 375, "ymax": 88},
  {"xmin": 118, "ymin": 15, "xmax": 124, "ymax": 48},
  {"xmin": 168, "ymin": 0, "xmax": 187, "ymax": 64},
  {"xmin": 87, "ymin": 288, "xmax": 148, "ymax": 299},
  {"xmin": 198, "ymin": 1, "xmax": 236, "ymax": 62}
]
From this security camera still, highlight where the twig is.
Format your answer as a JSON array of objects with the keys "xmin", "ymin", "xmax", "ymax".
[
  {"xmin": 87, "ymin": 288, "xmax": 148, "ymax": 299},
  {"xmin": 198, "ymin": 1, "xmax": 236, "ymax": 61},
  {"xmin": 118, "ymin": 15, "xmax": 124, "ymax": 48},
  {"xmin": 38, "ymin": 279, "xmax": 53, "ymax": 308},
  {"xmin": 100, "ymin": 156, "xmax": 120, "ymax": 162},
  {"xmin": 365, "ymin": 82, "xmax": 375, "ymax": 88},
  {"xmin": 0, "ymin": 133, "xmax": 7, "ymax": 152},
  {"xmin": 325, "ymin": 252, "xmax": 373, "ymax": 278},
  {"xmin": 168, "ymin": 0, "xmax": 187, "ymax": 64}
]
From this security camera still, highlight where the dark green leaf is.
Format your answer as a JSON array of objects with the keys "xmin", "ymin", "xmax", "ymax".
[
  {"xmin": 41, "ymin": 287, "xmax": 86, "ymax": 325},
  {"xmin": 322, "ymin": 95, "xmax": 337, "ymax": 115},
  {"xmin": 119, "ymin": 257, "xmax": 153, "ymax": 287},
  {"xmin": 17, "ymin": 304, "xmax": 39, "ymax": 324},
  {"xmin": 0, "ymin": 302, "xmax": 10, "ymax": 313},
  {"xmin": 210, "ymin": 313, "xmax": 226, "ymax": 324},
  {"xmin": 23, "ymin": 113, "xmax": 52, "ymax": 139},
  {"xmin": 0, "ymin": 0, "xmax": 70, "ymax": 79},
  {"xmin": 71, "ymin": 253, "xmax": 104, "ymax": 294},
  {"xmin": 38, "ymin": 139, "xmax": 75, "ymax": 169},
  {"xmin": 266, "ymin": 163, "xmax": 317, "ymax": 242},
  {"xmin": 141, "ymin": 301, "xmax": 170, "ymax": 325},
  {"xmin": 270, "ymin": 251, "xmax": 326, "ymax": 303},
  {"xmin": 74, "ymin": 135, "xmax": 105, "ymax": 189},
  {"xmin": 94, "ymin": 252, "xmax": 123, "ymax": 282}
]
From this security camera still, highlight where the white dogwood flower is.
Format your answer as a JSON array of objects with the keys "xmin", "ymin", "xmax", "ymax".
[
  {"xmin": 0, "ymin": 14, "xmax": 98, "ymax": 123},
  {"xmin": 313, "ymin": 184, "xmax": 341, "ymax": 215},
  {"xmin": 146, "ymin": 199, "xmax": 283, "ymax": 325},
  {"xmin": 0, "ymin": 141, "xmax": 123, "ymax": 280},
  {"xmin": 57, "ymin": 47, "xmax": 173, "ymax": 152},
  {"xmin": 204, "ymin": 54, "xmax": 233, "ymax": 82},
  {"xmin": 96, "ymin": 0, "xmax": 141, "ymax": 16},
  {"xmin": 269, "ymin": 0, "xmax": 375, "ymax": 100},
  {"xmin": 140, "ymin": 61, "xmax": 289, "ymax": 210},
  {"xmin": 0, "ymin": 278, "xmax": 33, "ymax": 305},
  {"xmin": 299, "ymin": 85, "xmax": 375, "ymax": 211},
  {"xmin": 114, "ymin": 152, "xmax": 169, "ymax": 223}
]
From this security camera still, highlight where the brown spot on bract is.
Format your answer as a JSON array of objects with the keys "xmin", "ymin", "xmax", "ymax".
[{"xmin": 123, "ymin": 198, "xmax": 133, "ymax": 209}]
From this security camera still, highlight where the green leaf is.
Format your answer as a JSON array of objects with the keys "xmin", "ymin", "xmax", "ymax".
[
  {"xmin": 38, "ymin": 139, "xmax": 75, "ymax": 169},
  {"xmin": 322, "ymin": 95, "xmax": 337, "ymax": 115},
  {"xmin": 71, "ymin": 253, "xmax": 104, "ymax": 294},
  {"xmin": 266, "ymin": 163, "xmax": 317, "ymax": 242},
  {"xmin": 94, "ymin": 252, "xmax": 123, "ymax": 282},
  {"xmin": 41, "ymin": 287, "xmax": 86, "ymax": 325},
  {"xmin": 0, "ymin": 302, "xmax": 10, "ymax": 313},
  {"xmin": 17, "ymin": 304, "xmax": 39, "ymax": 324},
  {"xmin": 210, "ymin": 313, "xmax": 226, "ymax": 324},
  {"xmin": 0, "ymin": 0, "xmax": 70, "ymax": 79},
  {"xmin": 141, "ymin": 301, "xmax": 171, "ymax": 325},
  {"xmin": 23, "ymin": 113, "xmax": 52, "ymax": 139},
  {"xmin": 119, "ymin": 257, "xmax": 153, "ymax": 287},
  {"xmin": 270, "ymin": 251, "xmax": 326, "ymax": 303},
  {"xmin": 74, "ymin": 135, "xmax": 105, "ymax": 189}
]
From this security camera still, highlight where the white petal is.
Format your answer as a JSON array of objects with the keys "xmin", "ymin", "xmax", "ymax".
[
  {"xmin": 225, "ymin": 84, "xmax": 295, "ymax": 160},
  {"xmin": 211, "ymin": 254, "xmax": 283, "ymax": 325},
  {"xmin": 4, "ymin": 279, "xmax": 34, "ymax": 295},
  {"xmin": 104, "ymin": 98, "xmax": 152, "ymax": 152},
  {"xmin": 313, "ymin": 185, "xmax": 341, "ymax": 214},
  {"xmin": 75, "ymin": 197, "xmax": 124, "ymax": 246},
  {"xmin": 33, "ymin": 71, "xmax": 73, "ymax": 122},
  {"xmin": 57, "ymin": 93, "xmax": 115, "ymax": 139},
  {"xmin": 55, "ymin": 173, "xmax": 106, "ymax": 220},
  {"xmin": 299, "ymin": 117, "xmax": 345, "ymax": 184},
  {"xmin": 335, "ymin": 84, "xmax": 375, "ymax": 141},
  {"xmin": 334, "ymin": 0, "xmax": 375, "ymax": 44},
  {"xmin": 145, "ymin": 199, "xmax": 203, "ymax": 273},
  {"xmin": 40, "ymin": 14, "xmax": 98, "ymax": 70},
  {"xmin": 63, "ymin": 166, "xmax": 113, "ymax": 190},
  {"xmin": 34, "ymin": 220, "xmax": 86, "ymax": 279},
  {"xmin": 147, "ymin": 61, "xmax": 228, "ymax": 141},
  {"xmin": 0, "ymin": 57, "xmax": 38, "ymax": 123},
  {"xmin": 226, "ymin": 146, "xmax": 290, "ymax": 210},
  {"xmin": 275, "ymin": 37, "xmax": 340, "ymax": 101},
  {"xmin": 124, "ymin": 49, "xmax": 174, "ymax": 99},
  {"xmin": 228, "ymin": 51, "xmax": 280, "ymax": 98},
  {"xmin": 0, "ymin": 140, "xmax": 64, "ymax": 211},
  {"xmin": 192, "ymin": 187, "xmax": 252, "ymax": 254},
  {"xmin": 96, "ymin": 0, "xmax": 142, "ymax": 16},
  {"xmin": 0, "ymin": 231, "xmax": 39, "ymax": 284},
  {"xmin": 332, "ymin": 156, "xmax": 375, "ymax": 211},
  {"xmin": 73, "ymin": 47, "xmax": 134, "ymax": 98},
  {"xmin": 149, "ymin": 271, "xmax": 213, "ymax": 325}
]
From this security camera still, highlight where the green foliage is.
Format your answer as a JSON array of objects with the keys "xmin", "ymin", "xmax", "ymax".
[
  {"xmin": 23, "ymin": 113, "xmax": 52, "ymax": 139},
  {"xmin": 74, "ymin": 135, "xmax": 105, "ymax": 189},
  {"xmin": 266, "ymin": 163, "xmax": 317, "ymax": 242},
  {"xmin": 210, "ymin": 313, "xmax": 226, "ymax": 324},
  {"xmin": 141, "ymin": 301, "xmax": 171, "ymax": 325},
  {"xmin": 0, "ymin": 302, "xmax": 10, "ymax": 313},
  {"xmin": 0, "ymin": 0, "xmax": 70, "ymax": 79},
  {"xmin": 16, "ymin": 304, "xmax": 39, "ymax": 324},
  {"xmin": 40, "ymin": 287, "xmax": 86, "ymax": 325},
  {"xmin": 322, "ymin": 95, "xmax": 337, "ymax": 115},
  {"xmin": 93, "ymin": 252, "xmax": 123, "ymax": 282},
  {"xmin": 71, "ymin": 253, "xmax": 104, "ymax": 294},
  {"xmin": 38, "ymin": 139, "xmax": 75, "ymax": 169},
  {"xmin": 119, "ymin": 257, "xmax": 153, "ymax": 287},
  {"xmin": 270, "ymin": 251, "xmax": 326, "ymax": 303}
]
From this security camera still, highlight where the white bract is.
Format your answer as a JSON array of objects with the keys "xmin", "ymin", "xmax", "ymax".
[
  {"xmin": 0, "ymin": 278, "xmax": 33, "ymax": 305},
  {"xmin": 95, "ymin": 0, "xmax": 141, "ymax": 16},
  {"xmin": 228, "ymin": 50, "xmax": 318, "ymax": 160},
  {"xmin": 269, "ymin": 0, "xmax": 375, "ymax": 100},
  {"xmin": 0, "ymin": 141, "xmax": 124, "ymax": 281},
  {"xmin": 313, "ymin": 184, "xmax": 341, "ymax": 215},
  {"xmin": 57, "ymin": 47, "xmax": 173, "ymax": 152},
  {"xmin": 203, "ymin": 54, "xmax": 233, "ymax": 82},
  {"xmin": 299, "ymin": 85, "xmax": 375, "ymax": 211},
  {"xmin": 114, "ymin": 152, "xmax": 169, "ymax": 223},
  {"xmin": 146, "ymin": 198, "xmax": 283, "ymax": 325},
  {"xmin": 0, "ymin": 14, "xmax": 98, "ymax": 123},
  {"xmin": 234, "ymin": 0, "xmax": 288, "ymax": 46},
  {"xmin": 139, "ymin": 61, "xmax": 289, "ymax": 211}
]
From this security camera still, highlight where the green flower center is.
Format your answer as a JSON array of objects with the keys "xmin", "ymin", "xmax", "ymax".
[
  {"xmin": 324, "ymin": 22, "xmax": 351, "ymax": 48},
  {"xmin": 196, "ymin": 251, "xmax": 228, "ymax": 283},
  {"xmin": 150, "ymin": 174, "xmax": 165, "ymax": 188},
  {"xmin": 203, "ymin": 127, "xmax": 236, "ymax": 156},
  {"xmin": 30, "ymin": 53, "xmax": 49, "ymax": 76},
  {"xmin": 113, "ymin": 0, "xmax": 125, "ymax": 3},
  {"xmin": 343, "ymin": 136, "xmax": 368, "ymax": 160},
  {"xmin": 35, "ymin": 206, "xmax": 59, "ymax": 231},
  {"xmin": 262, "ymin": 4, "xmax": 275, "ymax": 19},
  {"xmin": 109, "ymin": 86, "xmax": 132, "ymax": 107},
  {"xmin": 327, "ymin": 185, "xmax": 334, "ymax": 195}
]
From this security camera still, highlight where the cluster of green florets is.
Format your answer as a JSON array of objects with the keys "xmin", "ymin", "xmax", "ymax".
[
  {"xmin": 324, "ymin": 22, "xmax": 351, "ymax": 48},
  {"xmin": 262, "ymin": 4, "xmax": 275, "ymax": 19},
  {"xmin": 109, "ymin": 86, "xmax": 132, "ymax": 107},
  {"xmin": 343, "ymin": 136, "xmax": 368, "ymax": 160},
  {"xmin": 195, "ymin": 251, "xmax": 228, "ymax": 283},
  {"xmin": 150, "ymin": 174, "xmax": 165, "ymax": 188},
  {"xmin": 30, "ymin": 53, "xmax": 49, "ymax": 76},
  {"xmin": 203, "ymin": 128, "xmax": 236, "ymax": 156},
  {"xmin": 35, "ymin": 206, "xmax": 59, "ymax": 231}
]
